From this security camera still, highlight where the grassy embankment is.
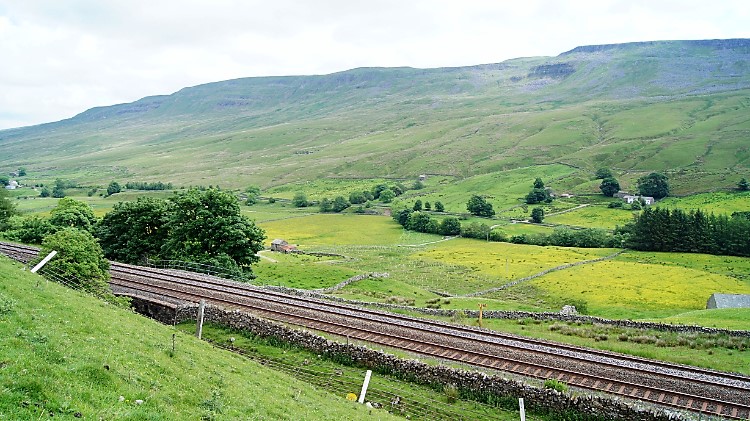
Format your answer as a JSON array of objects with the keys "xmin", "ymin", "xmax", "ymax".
[{"xmin": 0, "ymin": 256, "xmax": 395, "ymax": 420}]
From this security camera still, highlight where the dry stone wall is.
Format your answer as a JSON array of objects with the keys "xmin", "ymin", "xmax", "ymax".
[
  {"xmin": 264, "ymin": 286, "xmax": 750, "ymax": 338},
  {"xmin": 175, "ymin": 304, "xmax": 687, "ymax": 421}
]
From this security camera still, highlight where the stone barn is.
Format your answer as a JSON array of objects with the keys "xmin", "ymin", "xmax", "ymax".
[
  {"xmin": 270, "ymin": 239, "xmax": 297, "ymax": 253},
  {"xmin": 706, "ymin": 293, "xmax": 750, "ymax": 309}
]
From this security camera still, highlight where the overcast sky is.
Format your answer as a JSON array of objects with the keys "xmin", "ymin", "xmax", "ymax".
[{"xmin": 1, "ymin": 0, "xmax": 747, "ymax": 130}]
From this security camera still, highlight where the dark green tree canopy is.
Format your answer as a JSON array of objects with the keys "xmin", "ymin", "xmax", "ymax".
[
  {"xmin": 161, "ymin": 189, "xmax": 266, "ymax": 277},
  {"xmin": 379, "ymin": 189, "xmax": 395, "ymax": 203},
  {"xmin": 106, "ymin": 181, "xmax": 121, "ymax": 196},
  {"xmin": 530, "ymin": 207, "xmax": 545, "ymax": 223},
  {"xmin": 738, "ymin": 178, "xmax": 749, "ymax": 191},
  {"xmin": 438, "ymin": 217, "xmax": 461, "ymax": 236},
  {"xmin": 319, "ymin": 198, "xmax": 333, "ymax": 213},
  {"xmin": 292, "ymin": 192, "xmax": 309, "ymax": 207},
  {"xmin": 466, "ymin": 195, "xmax": 495, "ymax": 217},
  {"xmin": 406, "ymin": 211, "xmax": 438, "ymax": 233},
  {"xmin": 4, "ymin": 215, "xmax": 55, "ymax": 244},
  {"xmin": 349, "ymin": 191, "xmax": 367, "ymax": 204},
  {"xmin": 599, "ymin": 177, "xmax": 621, "ymax": 197},
  {"xmin": 533, "ymin": 178, "xmax": 545, "ymax": 189},
  {"xmin": 413, "ymin": 200, "xmax": 422, "ymax": 211},
  {"xmin": 49, "ymin": 197, "xmax": 97, "ymax": 232},
  {"xmin": 637, "ymin": 172, "xmax": 670, "ymax": 199},
  {"xmin": 37, "ymin": 227, "xmax": 110, "ymax": 293},
  {"xmin": 332, "ymin": 196, "xmax": 350, "ymax": 212},
  {"xmin": 95, "ymin": 197, "xmax": 170, "ymax": 264},
  {"xmin": 434, "ymin": 201, "xmax": 445, "ymax": 212}
]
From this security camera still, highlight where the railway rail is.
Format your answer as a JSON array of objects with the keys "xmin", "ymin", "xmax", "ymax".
[{"xmin": 2, "ymin": 241, "xmax": 749, "ymax": 419}]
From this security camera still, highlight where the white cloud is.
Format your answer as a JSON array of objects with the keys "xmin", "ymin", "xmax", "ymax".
[{"xmin": 0, "ymin": 0, "xmax": 748, "ymax": 129}]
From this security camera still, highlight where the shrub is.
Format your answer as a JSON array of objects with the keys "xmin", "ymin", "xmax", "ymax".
[{"xmin": 543, "ymin": 379, "xmax": 568, "ymax": 393}]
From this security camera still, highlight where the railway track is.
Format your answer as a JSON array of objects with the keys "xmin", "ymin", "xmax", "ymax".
[{"xmin": 3, "ymin": 241, "xmax": 749, "ymax": 419}]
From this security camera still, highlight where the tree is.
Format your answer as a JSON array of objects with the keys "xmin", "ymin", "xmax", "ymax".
[
  {"xmin": 292, "ymin": 192, "xmax": 309, "ymax": 207},
  {"xmin": 599, "ymin": 177, "xmax": 621, "ymax": 197},
  {"xmin": 4, "ymin": 215, "xmax": 55, "ymax": 244},
  {"xmin": 18, "ymin": 167, "xmax": 27, "ymax": 177},
  {"xmin": 95, "ymin": 197, "xmax": 170, "ymax": 264},
  {"xmin": 0, "ymin": 187, "xmax": 17, "ymax": 230},
  {"xmin": 49, "ymin": 198, "xmax": 97, "ymax": 232},
  {"xmin": 434, "ymin": 201, "xmax": 445, "ymax": 212},
  {"xmin": 738, "ymin": 178, "xmax": 749, "ymax": 191},
  {"xmin": 438, "ymin": 217, "xmax": 461, "ymax": 236},
  {"xmin": 406, "ymin": 211, "xmax": 438, "ymax": 233},
  {"xmin": 52, "ymin": 179, "xmax": 66, "ymax": 198},
  {"xmin": 39, "ymin": 187, "xmax": 51, "ymax": 197},
  {"xmin": 349, "ymin": 191, "xmax": 367, "ymax": 204},
  {"xmin": 319, "ymin": 198, "xmax": 333, "ymax": 213},
  {"xmin": 637, "ymin": 172, "xmax": 669, "ymax": 199},
  {"xmin": 0, "ymin": 175, "xmax": 8, "ymax": 186},
  {"xmin": 466, "ymin": 195, "xmax": 495, "ymax": 217},
  {"xmin": 595, "ymin": 168, "xmax": 613, "ymax": 179},
  {"xmin": 106, "ymin": 181, "xmax": 121, "ymax": 196},
  {"xmin": 36, "ymin": 227, "xmax": 110, "ymax": 293},
  {"xmin": 379, "ymin": 189, "xmax": 395, "ymax": 203},
  {"xmin": 525, "ymin": 188, "xmax": 549, "ymax": 204},
  {"xmin": 245, "ymin": 185, "xmax": 261, "ymax": 205},
  {"xmin": 412, "ymin": 180, "xmax": 424, "ymax": 190},
  {"xmin": 460, "ymin": 222, "xmax": 490, "ymax": 240},
  {"xmin": 413, "ymin": 200, "xmax": 423, "ymax": 211},
  {"xmin": 533, "ymin": 178, "xmax": 545, "ymax": 189},
  {"xmin": 161, "ymin": 189, "xmax": 266, "ymax": 278},
  {"xmin": 371, "ymin": 184, "xmax": 389, "ymax": 199},
  {"xmin": 424, "ymin": 202, "xmax": 431, "ymax": 211},
  {"xmin": 530, "ymin": 207, "xmax": 545, "ymax": 223},
  {"xmin": 332, "ymin": 196, "xmax": 350, "ymax": 212}
]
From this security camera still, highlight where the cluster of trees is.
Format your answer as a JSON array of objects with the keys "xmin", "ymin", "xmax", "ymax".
[
  {"xmin": 623, "ymin": 207, "xmax": 750, "ymax": 257},
  {"xmin": 637, "ymin": 173, "xmax": 670, "ymax": 199},
  {"xmin": 40, "ymin": 179, "xmax": 77, "ymax": 198},
  {"xmin": 124, "ymin": 181, "xmax": 173, "ymax": 190},
  {"xmin": 392, "ymin": 209, "xmax": 462, "ymax": 236},
  {"xmin": 294, "ymin": 181, "xmax": 415, "ymax": 209},
  {"xmin": 466, "ymin": 195, "xmax": 494, "ymax": 217},
  {"xmin": 509, "ymin": 227, "xmax": 622, "ymax": 248},
  {"xmin": 319, "ymin": 196, "xmax": 351, "ymax": 213},
  {"xmin": 525, "ymin": 178, "xmax": 552, "ymax": 204},
  {"xmin": 2, "ymin": 189, "xmax": 266, "ymax": 280}
]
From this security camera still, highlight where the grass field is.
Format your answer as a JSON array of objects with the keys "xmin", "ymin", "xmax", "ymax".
[
  {"xmin": 0, "ymin": 257, "xmax": 391, "ymax": 420},
  {"xmin": 657, "ymin": 191, "xmax": 750, "ymax": 215},
  {"xmin": 544, "ymin": 205, "xmax": 638, "ymax": 229}
]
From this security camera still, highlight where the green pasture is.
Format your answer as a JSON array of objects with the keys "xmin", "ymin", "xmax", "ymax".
[
  {"xmin": 544, "ymin": 205, "xmax": 638, "ymax": 229},
  {"xmin": 657, "ymin": 191, "xmax": 750, "ymax": 215},
  {"xmin": 0, "ymin": 257, "xmax": 388, "ymax": 420},
  {"xmin": 526, "ymin": 256, "xmax": 750, "ymax": 319}
]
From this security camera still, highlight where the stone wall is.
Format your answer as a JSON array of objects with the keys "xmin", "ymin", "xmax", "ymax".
[
  {"xmin": 264, "ymin": 285, "xmax": 750, "ymax": 338},
  {"xmin": 176, "ymin": 304, "xmax": 687, "ymax": 421}
]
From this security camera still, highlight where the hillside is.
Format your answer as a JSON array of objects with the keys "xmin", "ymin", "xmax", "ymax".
[
  {"xmin": 1, "ymin": 39, "xmax": 749, "ymax": 194},
  {"xmin": 0, "ymin": 256, "xmax": 391, "ymax": 419}
]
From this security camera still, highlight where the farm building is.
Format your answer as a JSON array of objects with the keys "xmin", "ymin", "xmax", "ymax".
[
  {"xmin": 706, "ymin": 293, "xmax": 750, "ymax": 309},
  {"xmin": 270, "ymin": 239, "xmax": 297, "ymax": 253},
  {"xmin": 4, "ymin": 180, "xmax": 19, "ymax": 190},
  {"xmin": 622, "ymin": 195, "xmax": 655, "ymax": 205}
]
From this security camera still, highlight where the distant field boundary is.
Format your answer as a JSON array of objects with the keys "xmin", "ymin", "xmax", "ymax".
[
  {"xmin": 265, "ymin": 285, "xmax": 750, "ymax": 338},
  {"xmin": 462, "ymin": 250, "xmax": 626, "ymax": 297}
]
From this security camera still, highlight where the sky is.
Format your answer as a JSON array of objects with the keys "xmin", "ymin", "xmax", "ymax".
[{"xmin": 0, "ymin": 0, "xmax": 748, "ymax": 130}]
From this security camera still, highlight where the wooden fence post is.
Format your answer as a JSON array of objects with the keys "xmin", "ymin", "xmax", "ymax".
[{"xmin": 196, "ymin": 300, "xmax": 206, "ymax": 339}]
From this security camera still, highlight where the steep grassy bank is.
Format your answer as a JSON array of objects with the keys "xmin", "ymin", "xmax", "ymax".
[{"xmin": 0, "ymin": 256, "xmax": 393, "ymax": 420}]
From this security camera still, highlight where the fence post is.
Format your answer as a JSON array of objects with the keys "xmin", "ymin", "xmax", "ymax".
[
  {"xmin": 519, "ymin": 398, "xmax": 525, "ymax": 421},
  {"xmin": 196, "ymin": 300, "xmax": 206, "ymax": 339},
  {"xmin": 31, "ymin": 250, "xmax": 57, "ymax": 273},
  {"xmin": 358, "ymin": 370, "xmax": 372, "ymax": 404}
]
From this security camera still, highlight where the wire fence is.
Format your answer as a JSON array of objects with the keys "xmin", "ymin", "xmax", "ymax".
[{"xmin": 14, "ymin": 257, "xmax": 526, "ymax": 421}]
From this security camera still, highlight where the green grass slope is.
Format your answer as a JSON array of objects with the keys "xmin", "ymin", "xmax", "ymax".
[
  {"xmin": 1, "ymin": 39, "xmax": 749, "ymax": 195},
  {"xmin": 0, "ymin": 256, "xmax": 393, "ymax": 420}
]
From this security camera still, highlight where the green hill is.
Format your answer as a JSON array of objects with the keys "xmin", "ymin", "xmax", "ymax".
[
  {"xmin": 0, "ymin": 256, "xmax": 389, "ymax": 419},
  {"xmin": 1, "ymin": 39, "xmax": 749, "ymax": 194}
]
